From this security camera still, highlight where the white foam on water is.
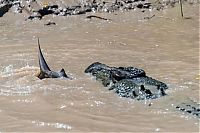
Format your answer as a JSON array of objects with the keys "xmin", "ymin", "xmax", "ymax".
[
  {"xmin": 0, "ymin": 65, "xmax": 14, "ymax": 77},
  {"xmin": 0, "ymin": 64, "xmax": 38, "ymax": 78},
  {"xmin": 94, "ymin": 100, "xmax": 105, "ymax": 106},
  {"xmin": 12, "ymin": 99, "xmax": 34, "ymax": 103},
  {"xmin": 0, "ymin": 65, "xmax": 39, "ymax": 96},
  {"xmin": 60, "ymin": 105, "xmax": 66, "ymax": 109},
  {"xmin": 31, "ymin": 120, "xmax": 72, "ymax": 130},
  {"xmin": 155, "ymin": 128, "xmax": 160, "ymax": 132}
]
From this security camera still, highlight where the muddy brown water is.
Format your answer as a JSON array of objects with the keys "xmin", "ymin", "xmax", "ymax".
[{"xmin": 0, "ymin": 3, "xmax": 199, "ymax": 132}]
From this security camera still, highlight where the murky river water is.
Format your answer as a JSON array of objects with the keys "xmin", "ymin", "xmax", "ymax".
[{"xmin": 0, "ymin": 3, "xmax": 199, "ymax": 132}]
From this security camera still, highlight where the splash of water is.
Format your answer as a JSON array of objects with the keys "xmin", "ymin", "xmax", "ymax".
[{"xmin": 0, "ymin": 65, "xmax": 14, "ymax": 76}]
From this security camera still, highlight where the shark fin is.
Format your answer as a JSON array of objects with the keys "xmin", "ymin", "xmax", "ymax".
[
  {"xmin": 38, "ymin": 38, "xmax": 51, "ymax": 72},
  {"xmin": 60, "ymin": 68, "xmax": 68, "ymax": 78}
]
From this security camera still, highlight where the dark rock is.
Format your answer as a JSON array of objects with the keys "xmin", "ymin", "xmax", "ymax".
[
  {"xmin": 49, "ymin": 5, "xmax": 59, "ymax": 9},
  {"xmin": 1, "ymin": 0, "xmax": 196, "ymax": 20},
  {"xmin": 27, "ymin": 11, "xmax": 42, "ymax": 20},
  {"xmin": 144, "ymin": 14, "xmax": 155, "ymax": 20},
  {"xmin": 86, "ymin": 15, "xmax": 111, "ymax": 21},
  {"xmin": 68, "ymin": 5, "xmax": 81, "ymax": 10},
  {"xmin": 10, "ymin": 0, "xmax": 22, "ymax": 13},
  {"xmin": 44, "ymin": 21, "xmax": 56, "ymax": 26},
  {"xmin": 143, "ymin": 2, "xmax": 151, "ymax": 9},
  {"xmin": 38, "ymin": 7, "xmax": 54, "ymax": 16},
  {"xmin": 136, "ymin": 3, "xmax": 143, "ymax": 8},
  {"xmin": 0, "ymin": 3, "xmax": 11, "ymax": 17}
]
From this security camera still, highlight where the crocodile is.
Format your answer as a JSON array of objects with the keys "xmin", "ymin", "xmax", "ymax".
[
  {"xmin": 85, "ymin": 62, "xmax": 168, "ymax": 100},
  {"xmin": 85, "ymin": 62, "xmax": 200, "ymax": 119},
  {"xmin": 176, "ymin": 100, "xmax": 200, "ymax": 118}
]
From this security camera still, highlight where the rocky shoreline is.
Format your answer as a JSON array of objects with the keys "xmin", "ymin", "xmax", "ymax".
[{"xmin": 0, "ymin": 0, "xmax": 199, "ymax": 20}]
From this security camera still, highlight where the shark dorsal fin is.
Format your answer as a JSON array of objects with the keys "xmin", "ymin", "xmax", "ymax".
[
  {"xmin": 60, "ymin": 68, "xmax": 68, "ymax": 77},
  {"xmin": 38, "ymin": 38, "xmax": 51, "ymax": 71}
]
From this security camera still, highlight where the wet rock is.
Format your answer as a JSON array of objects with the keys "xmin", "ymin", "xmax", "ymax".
[
  {"xmin": 27, "ymin": 11, "xmax": 42, "ymax": 20},
  {"xmin": 10, "ymin": 0, "xmax": 22, "ymax": 13},
  {"xmin": 144, "ymin": 14, "xmax": 155, "ymax": 19},
  {"xmin": 85, "ymin": 62, "xmax": 168, "ymax": 100},
  {"xmin": 86, "ymin": 15, "xmax": 111, "ymax": 21},
  {"xmin": 27, "ymin": 5, "xmax": 59, "ymax": 19},
  {"xmin": 44, "ymin": 21, "xmax": 56, "ymax": 26},
  {"xmin": 37, "ymin": 6, "xmax": 55, "ymax": 16},
  {"xmin": 8, "ymin": 0, "xmax": 153, "ymax": 19},
  {"xmin": 0, "ymin": 3, "xmax": 11, "ymax": 17},
  {"xmin": 1, "ymin": 0, "xmax": 196, "ymax": 20},
  {"xmin": 2, "ymin": 0, "xmax": 199, "ymax": 21},
  {"xmin": 176, "ymin": 100, "xmax": 200, "ymax": 118}
]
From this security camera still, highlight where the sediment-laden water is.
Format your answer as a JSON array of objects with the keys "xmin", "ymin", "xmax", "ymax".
[{"xmin": 0, "ymin": 2, "xmax": 199, "ymax": 132}]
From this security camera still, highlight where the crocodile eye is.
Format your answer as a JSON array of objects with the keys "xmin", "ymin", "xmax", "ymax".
[{"xmin": 140, "ymin": 85, "xmax": 145, "ymax": 91}]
